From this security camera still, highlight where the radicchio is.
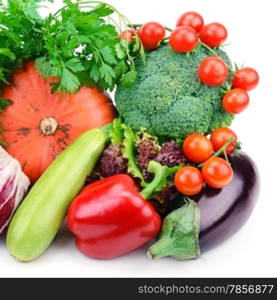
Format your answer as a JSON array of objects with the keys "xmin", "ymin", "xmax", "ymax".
[{"xmin": 0, "ymin": 146, "xmax": 30, "ymax": 234}]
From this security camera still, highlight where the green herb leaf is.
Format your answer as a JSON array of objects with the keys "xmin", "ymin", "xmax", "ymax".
[
  {"xmin": 92, "ymin": 4, "xmax": 114, "ymax": 17},
  {"xmin": 59, "ymin": 67, "xmax": 80, "ymax": 93},
  {"xmin": 120, "ymin": 69, "xmax": 137, "ymax": 87},
  {"xmin": 0, "ymin": 1, "xmax": 143, "ymax": 93},
  {"xmin": 36, "ymin": 57, "xmax": 54, "ymax": 77},
  {"xmin": 0, "ymin": 48, "xmax": 16, "ymax": 61},
  {"xmin": 0, "ymin": 98, "xmax": 13, "ymax": 110},
  {"xmin": 100, "ymin": 63, "xmax": 116, "ymax": 87},
  {"xmin": 65, "ymin": 58, "xmax": 85, "ymax": 73},
  {"xmin": 115, "ymin": 43, "xmax": 125, "ymax": 60},
  {"xmin": 100, "ymin": 46, "xmax": 118, "ymax": 65},
  {"xmin": 90, "ymin": 66, "xmax": 100, "ymax": 82}
]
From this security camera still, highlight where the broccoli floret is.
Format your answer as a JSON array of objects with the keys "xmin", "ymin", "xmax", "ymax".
[{"xmin": 115, "ymin": 44, "xmax": 234, "ymax": 140}]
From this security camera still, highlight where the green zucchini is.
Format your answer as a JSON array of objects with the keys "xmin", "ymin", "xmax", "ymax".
[{"xmin": 7, "ymin": 124, "xmax": 111, "ymax": 261}]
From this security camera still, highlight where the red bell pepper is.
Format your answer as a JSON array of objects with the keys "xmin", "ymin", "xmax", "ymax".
[{"xmin": 67, "ymin": 174, "xmax": 161, "ymax": 259}]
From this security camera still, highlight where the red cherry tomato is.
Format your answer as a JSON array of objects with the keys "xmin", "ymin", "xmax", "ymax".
[
  {"xmin": 176, "ymin": 11, "xmax": 204, "ymax": 33},
  {"xmin": 198, "ymin": 56, "xmax": 228, "ymax": 86},
  {"xmin": 232, "ymin": 67, "xmax": 259, "ymax": 91},
  {"xmin": 223, "ymin": 88, "xmax": 250, "ymax": 114},
  {"xmin": 174, "ymin": 166, "xmax": 204, "ymax": 196},
  {"xmin": 183, "ymin": 134, "xmax": 213, "ymax": 163},
  {"xmin": 202, "ymin": 157, "xmax": 233, "ymax": 189},
  {"xmin": 119, "ymin": 29, "xmax": 136, "ymax": 42},
  {"xmin": 199, "ymin": 22, "xmax": 228, "ymax": 47},
  {"xmin": 139, "ymin": 22, "xmax": 166, "ymax": 51},
  {"xmin": 169, "ymin": 26, "xmax": 198, "ymax": 53},
  {"xmin": 210, "ymin": 128, "xmax": 238, "ymax": 155}
]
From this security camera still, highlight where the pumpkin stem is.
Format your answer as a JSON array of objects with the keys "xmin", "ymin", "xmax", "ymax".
[{"xmin": 40, "ymin": 117, "xmax": 58, "ymax": 136}]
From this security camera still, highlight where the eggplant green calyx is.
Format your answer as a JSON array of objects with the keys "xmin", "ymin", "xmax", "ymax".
[
  {"xmin": 147, "ymin": 199, "xmax": 200, "ymax": 260},
  {"xmin": 140, "ymin": 161, "xmax": 181, "ymax": 199}
]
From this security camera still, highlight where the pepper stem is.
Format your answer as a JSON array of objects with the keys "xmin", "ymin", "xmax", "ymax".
[
  {"xmin": 140, "ymin": 161, "xmax": 181, "ymax": 199},
  {"xmin": 140, "ymin": 161, "xmax": 167, "ymax": 199}
]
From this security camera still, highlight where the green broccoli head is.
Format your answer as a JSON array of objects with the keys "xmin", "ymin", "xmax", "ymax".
[{"xmin": 115, "ymin": 44, "xmax": 234, "ymax": 140}]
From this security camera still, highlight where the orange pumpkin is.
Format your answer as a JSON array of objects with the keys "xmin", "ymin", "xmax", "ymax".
[{"xmin": 0, "ymin": 62, "xmax": 116, "ymax": 182}]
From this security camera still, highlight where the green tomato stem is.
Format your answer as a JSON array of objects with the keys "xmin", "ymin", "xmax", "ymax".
[
  {"xmin": 127, "ymin": 23, "xmax": 142, "ymax": 28},
  {"xmin": 198, "ymin": 137, "xmax": 235, "ymax": 168},
  {"xmin": 127, "ymin": 24, "xmax": 173, "ymax": 33},
  {"xmin": 199, "ymin": 41, "xmax": 220, "ymax": 57},
  {"xmin": 165, "ymin": 26, "xmax": 173, "ymax": 32},
  {"xmin": 199, "ymin": 41, "xmax": 234, "ymax": 73}
]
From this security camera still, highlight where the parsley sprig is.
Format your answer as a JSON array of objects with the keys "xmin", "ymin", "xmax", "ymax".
[
  {"xmin": 0, "ymin": 0, "xmax": 144, "ymax": 100},
  {"xmin": 37, "ymin": 0, "xmax": 143, "ymax": 92}
]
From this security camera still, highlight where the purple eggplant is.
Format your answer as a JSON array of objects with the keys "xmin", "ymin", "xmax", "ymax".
[
  {"xmin": 149, "ymin": 151, "xmax": 260, "ymax": 260},
  {"xmin": 194, "ymin": 151, "xmax": 260, "ymax": 251}
]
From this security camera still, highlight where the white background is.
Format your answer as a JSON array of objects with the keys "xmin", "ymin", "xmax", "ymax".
[{"xmin": 1, "ymin": 0, "xmax": 277, "ymax": 278}]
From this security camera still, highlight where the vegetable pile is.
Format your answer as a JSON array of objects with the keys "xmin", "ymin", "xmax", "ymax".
[{"xmin": 0, "ymin": 1, "xmax": 260, "ymax": 262}]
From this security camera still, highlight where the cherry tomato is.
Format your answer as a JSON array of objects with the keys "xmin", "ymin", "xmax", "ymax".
[
  {"xmin": 199, "ymin": 22, "xmax": 228, "ymax": 47},
  {"xmin": 223, "ymin": 88, "xmax": 250, "ymax": 114},
  {"xmin": 118, "ymin": 29, "xmax": 136, "ymax": 42},
  {"xmin": 139, "ymin": 22, "xmax": 166, "ymax": 51},
  {"xmin": 183, "ymin": 134, "xmax": 213, "ymax": 163},
  {"xmin": 198, "ymin": 56, "xmax": 228, "ymax": 86},
  {"xmin": 232, "ymin": 67, "xmax": 259, "ymax": 91},
  {"xmin": 176, "ymin": 11, "xmax": 204, "ymax": 33},
  {"xmin": 202, "ymin": 157, "xmax": 233, "ymax": 189},
  {"xmin": 174, "ymin": 166, "xmax": 204, "ymax": 196},
  {"xmin": 210, "ymin": 128, "xmax": 237, "ymax": 155},
  {"xmin": 169, "ymin": 26, "xmax": 198, "ymax": 53}
]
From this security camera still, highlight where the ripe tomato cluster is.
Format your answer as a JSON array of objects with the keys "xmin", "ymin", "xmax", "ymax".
[
  {"xmin": 134, "ymin": 12, "xmax": 228, "ymax": 53},
  {"xmin": 119, "ymin": 11, "xmax": 260, "ymax": 116},
  {"xmin": 174, "ymin": 128, "xmax": 237, "ymax": 196},
  {"xmin": 223, "ymin": 68, "xmax": 259, "ymax": 114}
]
